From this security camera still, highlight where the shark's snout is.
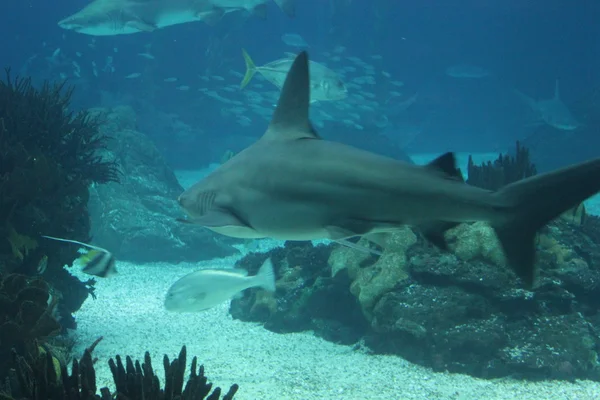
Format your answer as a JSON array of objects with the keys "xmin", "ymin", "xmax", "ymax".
[{"xmin": 58, "ymin": 18, "xmax": 82, "ymax": 31}]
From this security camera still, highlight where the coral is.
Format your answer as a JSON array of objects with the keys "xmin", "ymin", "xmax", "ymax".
[
  {"xmin": 230, "ymin": 242, "xmax": 368, "ymax": 344},
  {"xmin": 0, "ymin": 273, "xmax": 62, "ymax": 380},
  {"xmin": 0, "ymin": 338, "xmax": 239, "ymax": 400},
  {"xmin": 466, "ymin": 141, "xmax": 537, "ymax": 190},
  {"xmin": 347, "ymin": 228, "xmax": 417, "ymax": 319},
  {"xmin": 444, "ymin": 222, "xmax": 507, "ymax": 268},
  {"xmin": 6, "ymin": 224, "xmax": 38, "ymax": 262},
  {"xmin": 0, "ymin": 69, "xmax": 118, "ymax": 345}
]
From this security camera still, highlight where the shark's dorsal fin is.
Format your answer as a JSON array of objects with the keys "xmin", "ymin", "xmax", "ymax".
[
  {"xmin": 426, "ymin": 152, "xmax": 463, "ymax": 181},
  {"xmin": 554, "ymin": 79, "xmax": 560, "ymax": 100},
  {"xmin": 263, "ymin": 51, "xmax": 320, "ymax": 141}
]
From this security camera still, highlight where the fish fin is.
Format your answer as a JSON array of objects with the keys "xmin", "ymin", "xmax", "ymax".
[
  {"xmin": 201, "ymin": 9, "xmax": 224, "ymax": 26},
  {"xmin": 335, "ymin": 239, "xmax": 382, "ymax": 256},
  {"xmin": 425, "ymin": 152, "xmax": 463, "ymax": 181},
  {"xmin": 554, "ymin": 79, "xmax": 560, "ymax": 100},
  {"xmin": 263, "ymin": 51, "xmax": 320, "ymax": 141},
  {"xmin": 256, "ymin": 258, "xmax": 276, "ymax": 292},
  {"xmin": 417, "ymin": 221, "xmax": 460, "ymax": 251},
  {"xmin": 252, "ymin": 4, "xmax": 268, "ymax": 19},
  {"xmin": 491, "ymin": 157, "xmax": 600, "ymax": 288},
  {"xmin": 126, "ymin": 19, "xmax": 157, "ymax": 32},
  {"xmin": 191, "ymin": 209, "xmax": 249, "ymax": 228},
  {"xmin": 41, "ymin": 235, "xmax": 109, "ymax": 252},
  {"xmin": 274, "ymin": 0, "xmax": 295, "ymax": 17},
  {"xmin": 241, "ymin": 49, "xmax": 257, "ymax": 89},
  {"xmin": 82, "ymin": 250, "xmax": 116, "ymax": 278}
]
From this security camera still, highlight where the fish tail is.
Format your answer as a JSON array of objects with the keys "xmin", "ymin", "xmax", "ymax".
[
  {"xmin": 241, "ymin": 49, "xmax": 257, "ymax": 89},
  {"xmin": 255, "ymin": 258, "xmax": 276, "ymax": 292},
  {"xmin": 491, "ymin": 157, "xmax": 600, "ymax": 288}
]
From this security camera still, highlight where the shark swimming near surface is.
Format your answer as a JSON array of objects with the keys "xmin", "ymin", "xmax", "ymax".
[
  {"xmin": 58, "ymin": 0, "xmax": 294, "ymax": 36},
  {"xmin": 178, "ymin": 51, "xmax": 600, "ymax": 289},
  {"xmin": 515, "ymin": 80, "xmax": 581, "ymax": 131}
]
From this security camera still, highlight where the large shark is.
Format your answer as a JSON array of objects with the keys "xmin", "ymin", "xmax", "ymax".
[
  {"xmin": 178, "ymin": 51, "xmax": 600, "ymax": 289},
  {"xmin": 515, "ymin": 80, "xmax": 581, "ymax": 131},
  {"xmin": 58, "ymin": 0, "xmax": 294, "ymax": 36}
]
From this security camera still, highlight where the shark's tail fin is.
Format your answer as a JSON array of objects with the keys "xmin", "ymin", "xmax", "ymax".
[
  {"xmin": 491, "ymin": 158, "xmax": 600, "ymax": 288},
  {"xmin": 241, "ymin": 49, "xmax": 257, "ymax": 89}
]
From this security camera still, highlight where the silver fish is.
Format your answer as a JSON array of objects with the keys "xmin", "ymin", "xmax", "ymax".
[
  {"xmin": 240, "ymin": 49, "xmax": 347, "ymax": 103},
  {"xmin": 164, "ymin": 258, "xmax": 275, "ymax": 312}
]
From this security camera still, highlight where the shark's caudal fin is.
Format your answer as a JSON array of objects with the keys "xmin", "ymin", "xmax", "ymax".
[
  {"xmin": 492, "ymin": 158, "xmax": 600, "ymax": 288},
  {"xmin": 263, "ymin": 51, "xmax": 320, "ymax": 141}
]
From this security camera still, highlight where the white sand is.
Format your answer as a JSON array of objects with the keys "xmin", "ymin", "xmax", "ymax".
[
  {"xmin": 68, "ymin": 154, "xmax": 600, "ymax": 399},
  {"xmin": 70, "ymin": 256, "xmax": 600, "ymax": 400}
]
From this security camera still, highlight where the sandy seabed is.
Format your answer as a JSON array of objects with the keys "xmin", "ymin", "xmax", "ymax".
[{"xmin": 69, "ymin": 254, "xmax": 600, "ymax": 400}]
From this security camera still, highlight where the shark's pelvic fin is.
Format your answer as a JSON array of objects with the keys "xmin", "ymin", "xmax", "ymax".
[{"xmin": 263, "ymin": 51, "xmax": 320, "ymax": 141}]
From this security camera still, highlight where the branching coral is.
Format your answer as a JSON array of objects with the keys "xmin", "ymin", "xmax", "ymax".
[
  {"xmin": 0, "ymin": 68, "xmax": 119, "ymax": 378},
  {"xmin": 0, "ymin": 68, "xmax": 119, "ymax": 274},
  {"xmin": 0, "ymin": 338, "xmax": 239, "ymax": 400},
  {"xmin": 466, "ymin": 141, "xmax": 537, "ymax": 190}
]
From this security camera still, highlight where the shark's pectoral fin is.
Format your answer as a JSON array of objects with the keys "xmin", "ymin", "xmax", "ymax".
[
  {"xmin": 127, "ymin": 19, "xmax": 157, "ymax": 32},
  {"xmin": 417, "ymin": 221, "xmax": 459, "ymax": 251}
]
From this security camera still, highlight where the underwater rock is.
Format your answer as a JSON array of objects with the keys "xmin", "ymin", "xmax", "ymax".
[
  {"xmin": 230, "ymin": 242, "xmax": 368, "ymax": 345},
  {"xmin": 346, "ymin": 228, "xmax": 417, "ymax": 318},
  {"xmin": 231, "ymin": 217, "xmax": 600, "ymax": 381},
  {"xmin": 87, "ymin": 107, "xmax": 237, "ymax": 263}
]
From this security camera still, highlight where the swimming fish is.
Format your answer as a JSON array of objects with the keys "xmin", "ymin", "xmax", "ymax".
[
  {"xmin": 240, "ymin": 49, "xmax": 347, "ymax": 103},
  {"xmin": 514, "ymin": 80, "xmax": 581, "ymax": 131},
  {"xmin": 41, "ymin": 236, "xmax": 116, "ymax": 277},
  {"xmin": 58, "ymin": 0, "xmax": 294, "ymax": 36},
  {"xmin": 177, "ymin": 51, "xmax": 600, "ymax": 289},
  {"xmin": 164, "ymin": 258, "xmax": 275, "ymax": 312}
]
